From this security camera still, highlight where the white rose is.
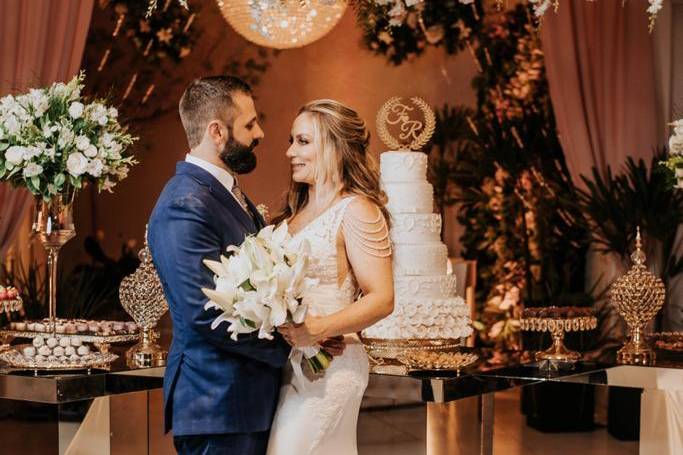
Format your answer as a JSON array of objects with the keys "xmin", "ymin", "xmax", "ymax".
[
  {"xmin": 108, "ymin": 107, "xmax": 118, "ymax": 119},
  {"xmin": 68, "ymin": 102, "xmax": 84, "ymax": 119},
  {"xmin": 75, "ymin": 135, "xmax": 90, "ymax": 151},
  {"xmin": 28, "ymin": 89, "xmax": 48, "ymax": 117},
  {"xmin": 5, "ymin": 146, "xmax": 25, "ymax": 165},
  {"xmin": 52, "ymin": 82, "xmax": 68, "ymax": 98},
  {"xmin": 670, "ymin": 134, "xmax": 683, "ymax": 155},
  {"xmin": 84, "ymin": 144, "xmax": 98, "ymax": 158},
  {"xmin": 87, "ymin": 103, "xmax": 108, "ymax": 125},
  {"xmin": 86, "ymin": 158, "xmax": 104, "ymax": 177},
  {"xmin": 22, "ymin": 162, "xmax": 43, "ymax": 178},
  {"xmin": 4, "ymin": 115, "xmax": 20, "ymax": 134},
  {"xmin": 66, "ymin": 152, "xmax": 88, "ymax": 177},
  {"xmin": 101, "ymin": 132, "xmax": 115, "ymax": 147},
  {"xmin": 58, "ymin": 127, "xmax": 75, "ymax": 148}
]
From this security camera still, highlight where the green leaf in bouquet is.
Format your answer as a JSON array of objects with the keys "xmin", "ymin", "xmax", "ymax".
[
  {"xmin": 239, "ymin": 317, "xmax": 257, "ymax": 329},
  {"xmin": 0, "ymin": 142, "xmax": 9, "ymax": 152},
  {"xmin": 239, "ymin": 279, "xmax": 255, "ymax": 292},
  {"xmin": 25, "ymin": 177, "xmax": 37, "ymax": 194},
  {"xmin": 30, "ymin": 176, "xmax": 41, "ymax": 190},
  {"xmin": 54, "ymin": 173, "xmax": 66, "ymax": 187}
]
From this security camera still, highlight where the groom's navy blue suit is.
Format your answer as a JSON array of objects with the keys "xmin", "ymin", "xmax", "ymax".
[{"xmin": 148, "ymin": 161, "xmax": 290, "ymax": 454}]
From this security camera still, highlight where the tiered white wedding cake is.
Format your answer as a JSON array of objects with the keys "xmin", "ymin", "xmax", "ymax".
[{"xmin": 362, "ymin": 151, "xmax": 472, "ymax": 341}]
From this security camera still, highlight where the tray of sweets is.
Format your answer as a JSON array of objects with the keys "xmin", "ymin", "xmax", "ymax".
[{"xmin": 1, "ymin": 318, "xmax": 139, "ymax": 344}]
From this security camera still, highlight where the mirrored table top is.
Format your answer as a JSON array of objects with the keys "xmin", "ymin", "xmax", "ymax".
[{"xmin": 0, "ymin": 346, "xmax": 681, "ymax": 404}]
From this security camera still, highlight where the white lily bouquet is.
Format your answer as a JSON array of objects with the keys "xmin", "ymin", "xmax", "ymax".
[
  {"xmin": 0, "ymin": 72, "xmax": 137, "ymax": 200},
  {"xmin": 662, "ymin": 119, "xmax": 683, "ymax": 189},
  {"xmin": 202, "ymin": 222, "xmax": 333, "ymax": 373}
]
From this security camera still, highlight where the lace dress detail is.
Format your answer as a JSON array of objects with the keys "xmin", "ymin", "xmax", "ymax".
[{"xmin": 266, "ymin": 197, "xmax": 370, "ymax": 455}]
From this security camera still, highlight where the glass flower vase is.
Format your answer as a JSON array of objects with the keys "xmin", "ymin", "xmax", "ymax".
[{"xmin": 32, "ymin": 190, "xmax": 76, "ymax": 330}]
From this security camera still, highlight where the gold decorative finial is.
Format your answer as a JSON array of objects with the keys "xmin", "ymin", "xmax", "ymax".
[
  {"xmin": 631, "ymin": 226, "xmax": 646, "ymax": 266},
  {"xmin": 611, "ymin": 227, "xmax": 665, "ymax": 365}
]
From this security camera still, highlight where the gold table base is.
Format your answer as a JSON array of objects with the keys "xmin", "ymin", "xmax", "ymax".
[
  {"xmin": 617, "ymin": 340, "xmax": 656, "ymax": 366},
  {"xmin": 125, "ymin": 328, "xmax": 167, "ymax": 368}
]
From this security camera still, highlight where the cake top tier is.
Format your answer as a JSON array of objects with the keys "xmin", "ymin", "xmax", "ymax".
[{"xmin": 380, "ymin": 151, "xmax": 427, "ymax": 183}]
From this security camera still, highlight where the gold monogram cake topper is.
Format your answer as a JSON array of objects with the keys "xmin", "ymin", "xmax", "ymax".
[{"xmin": 376, "ymin": 96, "xmax": 436, "ymax": 151}]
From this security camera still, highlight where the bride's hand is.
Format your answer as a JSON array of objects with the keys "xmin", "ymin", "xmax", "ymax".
[{"xmin": 278, "ymin": 316, "xmax": 326, "ymax": 347}]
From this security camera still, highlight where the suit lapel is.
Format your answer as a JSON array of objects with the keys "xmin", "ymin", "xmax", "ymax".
[{"xmin": 176, "ymin": 162, "xmax": 257, "ymax": 233}]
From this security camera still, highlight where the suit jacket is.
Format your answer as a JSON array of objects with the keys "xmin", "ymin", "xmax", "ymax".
[{"xmin": 148, "ymin": 161, "xmax": 291, "ymax": 436}]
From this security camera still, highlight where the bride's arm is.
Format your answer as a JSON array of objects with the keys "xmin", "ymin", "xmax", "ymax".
[{"xmin": 279, "ymin": 198, "xmax": 394, "ymax": 346}]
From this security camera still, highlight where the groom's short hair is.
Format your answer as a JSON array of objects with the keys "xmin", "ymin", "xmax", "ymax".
[{"xmin": 179, "ymin": 75, "xmax": 252, "ymax": 148}]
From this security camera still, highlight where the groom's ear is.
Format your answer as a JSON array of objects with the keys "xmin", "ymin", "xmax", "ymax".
[{"xmin": 206, "ymin": 119, "xmax": 228, "ymax": 145}]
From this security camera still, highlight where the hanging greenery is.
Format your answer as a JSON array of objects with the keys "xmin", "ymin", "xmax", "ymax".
[
  {"xmin": 355, "ymin": 0, "xmax": 483, "ymax": 65},
  {"xmin": 82, "ymin": 1, "xmax": 276, "ymax": 120},
  {"xmin": 105, "ymin": 0, "xmax": 198, "ymax": 64}
]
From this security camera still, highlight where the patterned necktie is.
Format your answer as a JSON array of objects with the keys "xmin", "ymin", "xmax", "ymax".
[{"xmin": 231, "ymin": 180, "xmax": 251, "ymax": 214}]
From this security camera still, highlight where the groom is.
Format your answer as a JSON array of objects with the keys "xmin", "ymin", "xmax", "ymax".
[{"xmin": 148, "ymin": 76, "xmax": 300, "ymax": 454}]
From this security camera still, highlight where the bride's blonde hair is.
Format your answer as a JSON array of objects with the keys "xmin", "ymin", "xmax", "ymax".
[{"xmin": 275, "ymin": 99, "xmax": 390, "ymax": 226}]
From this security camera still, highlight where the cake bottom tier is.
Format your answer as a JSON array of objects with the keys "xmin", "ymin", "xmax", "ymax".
[{"xmin": 362, "ymin": 297, "xmax": 472, "ymax": 340}]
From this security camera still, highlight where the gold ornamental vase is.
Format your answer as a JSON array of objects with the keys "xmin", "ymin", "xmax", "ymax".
[
  {"xmin": 610, "ymin": 228, "xmax": 666, "ymax": 365},
  {"xmin": 119, "ymin": 226, "xmax": 169, "ymax": 368},
  {"xmin": 32, "ymin": 191, "xmax": 76, "ymax": 330}
]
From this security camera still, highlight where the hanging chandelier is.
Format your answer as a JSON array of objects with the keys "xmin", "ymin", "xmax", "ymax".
[{"xmin": 216, "ymin": 0, "xmax": 348, "ymax": 49}]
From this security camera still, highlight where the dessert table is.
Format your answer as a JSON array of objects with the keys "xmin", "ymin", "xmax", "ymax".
[{"xmin": 0, "ymin": 349, "xmax": 681, "ymax": 455}]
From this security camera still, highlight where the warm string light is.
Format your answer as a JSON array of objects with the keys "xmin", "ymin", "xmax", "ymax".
[{"xmin": 122, "ymin": 73, "xmax": 138, "ymax": 100}]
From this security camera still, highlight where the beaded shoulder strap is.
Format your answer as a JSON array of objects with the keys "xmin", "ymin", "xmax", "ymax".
[{"xmin": 340, "ymin": 198, "xmax": 392, "ymax": 258}]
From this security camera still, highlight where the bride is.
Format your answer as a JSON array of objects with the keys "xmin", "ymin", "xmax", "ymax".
[{"xmin": 267, "ymin": 99, "xmax": 394, "ymax": 455}]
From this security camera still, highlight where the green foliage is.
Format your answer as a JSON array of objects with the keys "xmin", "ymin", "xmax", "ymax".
[
  {"xmin": 428, "ymin": 5, "xmax": 590, "ymax": 349},
  {"xmin": 576, "ymin": 151, "xmax": 683, "ymax": 282}
]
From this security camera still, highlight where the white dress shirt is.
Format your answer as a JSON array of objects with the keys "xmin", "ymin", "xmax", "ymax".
[{"xmin": 185, "ymin": 154, "xmax": 244, "ymax": 207}]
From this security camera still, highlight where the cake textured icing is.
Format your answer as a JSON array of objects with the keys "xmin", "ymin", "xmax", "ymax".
[{"xmin": 363, "ymin": 151, "xmax": 472, "ymax": 340}]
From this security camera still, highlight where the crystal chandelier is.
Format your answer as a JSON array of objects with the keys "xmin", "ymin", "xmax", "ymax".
[{"xmin": 216, "ymin": 0, "xmax": 347, "ymax": 49}]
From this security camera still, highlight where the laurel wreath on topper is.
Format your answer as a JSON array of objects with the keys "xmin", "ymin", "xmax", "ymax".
[{"xmin": 376, "ymin": 96, "xmax": 436, "ymax": 151}]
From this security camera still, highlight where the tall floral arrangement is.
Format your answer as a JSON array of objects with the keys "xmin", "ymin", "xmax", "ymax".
[
  {"xmin": 661, "ymin": 119, "xmax": 683, "ymax": 188},
  {"xmin": 449, "ymin": 5, "xmax": 589, "ymax": 351},
  {"xmin": 0, "ymin": 73, "xmax": 137, "ymax": 200}
]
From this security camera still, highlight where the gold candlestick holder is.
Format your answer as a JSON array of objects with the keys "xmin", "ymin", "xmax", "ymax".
[
  {"xmin": 521, "ymin": 307, "xmax": 597, "ymax": 363},
  {"xmin": 611, "ymin": 228, "xmax": 666, "ymax": 365},
  {"xmin": 119, "ymin": 226, "xmax": 168, "ymax": 368}
]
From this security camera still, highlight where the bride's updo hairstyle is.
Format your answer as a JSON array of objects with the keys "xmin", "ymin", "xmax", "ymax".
[{"xmin": 276, "ymin": 99, "xmax": 390, "ymax": 226}]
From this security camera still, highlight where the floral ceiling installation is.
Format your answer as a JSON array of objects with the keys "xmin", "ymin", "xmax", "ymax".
[
  {"xmin": 357, "ymin": 0, "xmax": 483, "ymax": 65},
  {"xmin": 216, "ymin": 0, "xmax": 347, "ymax": 49},
  {"xmin": 528, "ymin": 0, "xmax": 664, "ymax": 32}
]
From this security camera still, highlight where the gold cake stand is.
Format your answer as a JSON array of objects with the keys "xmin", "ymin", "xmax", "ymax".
[
  {"xmin": 397, "ymin": 350, "xmax": 479, "ymax": 375},
  {"xmin": 361, "ymin": 337, "xmax": 466, "ymax": 374},
  {"xmin": 521, "ymin": 314, "xmax": 597, "ymax": 362}
]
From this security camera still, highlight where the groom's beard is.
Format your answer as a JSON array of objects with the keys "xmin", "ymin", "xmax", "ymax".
[{"xmin": 219, "ymin": 137, "xmax": 259, "ymax": 175}]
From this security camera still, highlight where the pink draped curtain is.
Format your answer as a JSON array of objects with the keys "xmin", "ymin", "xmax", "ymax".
[
  {"xmin": 540, "ymin": 0, "xmax": 662, "ymax": 356},
  {"xmin": 0, "ymin": 0, "xmax": 94, "ymax": 258},
  {"xmin": 540, "ymin": 0, "xmax": 660, "ymax": 183}
]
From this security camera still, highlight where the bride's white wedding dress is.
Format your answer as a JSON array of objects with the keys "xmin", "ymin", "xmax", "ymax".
[{"xmin": 267, "ymin": 196, "xmax": 389, "ymax": 455}]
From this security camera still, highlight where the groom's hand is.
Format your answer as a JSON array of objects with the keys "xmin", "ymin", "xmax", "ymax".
[{"xmin": 320, "ymin": 336, "xmax": 346, "ymax": 357}]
